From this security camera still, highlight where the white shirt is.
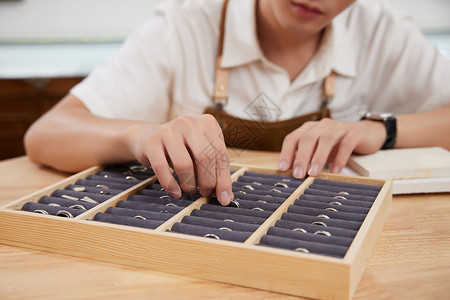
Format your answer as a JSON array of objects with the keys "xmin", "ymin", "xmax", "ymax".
[{"xmin": 71, "ymin": 0, "xmax": 450, "ymax": 124}]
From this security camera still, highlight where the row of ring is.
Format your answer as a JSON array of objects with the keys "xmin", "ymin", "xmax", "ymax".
[
  {"xmin": 202, "ymin": 228, "xmax": 332, "ymax": 241},
  {"xmin": 33, "ymin": 209, "xmax": 75, "ymax": 218}
]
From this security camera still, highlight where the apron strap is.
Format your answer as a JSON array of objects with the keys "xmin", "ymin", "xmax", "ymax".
[
  {"xmin": 212, "ymin": 0, "xmax": 230, "ymax": 112},
  {"xmin": 212, "ymin": 0, "xmax": 337, "ymax": 118}
]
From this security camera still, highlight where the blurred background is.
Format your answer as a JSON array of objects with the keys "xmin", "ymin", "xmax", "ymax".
[{"xmin": 0, "ymin": 0, "xmax": 449, "ymax": 160}]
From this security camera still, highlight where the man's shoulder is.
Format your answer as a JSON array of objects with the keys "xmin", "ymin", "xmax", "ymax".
[{"xmin": 155, "ymin": 0, "xmax": 223, "ymax": 21}]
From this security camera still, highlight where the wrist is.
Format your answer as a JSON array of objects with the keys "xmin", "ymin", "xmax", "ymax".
[{"xmin": 361, "ymin": 112, "xmax": 397, "ymax": 150}]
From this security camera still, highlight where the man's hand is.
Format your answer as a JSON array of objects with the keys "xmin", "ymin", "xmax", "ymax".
[
  {"xmin": 278, "ymin": 118, "xmax": 386, "ymax": 178},
  {"xmin": 125, "ymin": 114, "xmax": 233, "ymax": 205}
]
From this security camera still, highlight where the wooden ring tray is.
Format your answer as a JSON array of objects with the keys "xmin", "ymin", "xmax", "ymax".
[{"xmin": 0, "ymin": 162, "xmax": 392, "ymax": 299}]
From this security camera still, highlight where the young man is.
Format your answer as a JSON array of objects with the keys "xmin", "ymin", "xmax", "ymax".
[{"xmin": 24, "ymin": 0, "xmax": 450, "ymax": 205}]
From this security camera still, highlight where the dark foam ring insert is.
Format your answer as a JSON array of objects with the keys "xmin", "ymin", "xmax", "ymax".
[
  {"xmin": 243, "ymin": 171, "xmax": 303, "ymax": 183},
  {"xmin": 200, "ymin": 203, "xmax": 272, "ymax": 219},
  {"xmin": 65, "ymin": 184, "xmax": 123, "ymax": 196},
  {"xmin": 127, "ymin": 195, "xmax": 193, "ymax": 207},
  {"xmin": 75, "ymin": 179, "xmax": 135, "ymax": 191},
  {"xmin": 232, "ymin": 187, "xmax": 291, "ymax": 199},
  {"xmin": 282, "ymin": 212, "xmax": 362, "ymax": 231},
  {"xmin": 234, "ymin": 193, "xmax": 286, "ymax": 204},
  {"xmin": 22, "ymin": 202, "xmax": 85, "ymax": 218},
  {"xmin": 304, "ymin": 188, "xmax": 376, "ymax": 202},
  {"xmin": 87, "ymin": 174, "xmax": 141, "ymax": 185},
  {"xmin": 231, "ymin": 198, "xmax": 280, "ymax": 212},
  {"xmin": 105, "ymin": 206, "xmax": 174, "ymax": 221},
  {"xmin": 170, "ymin": 223, "xmax": 252, "ymax": 243},
  {"xmin": 274, "ymin": 219, "xmax": 357, "ymax": 238},
  {"xmin": 103, "ymin": 161, "xmax": 155, "ymax": 175},
  {"xmin": 93, "ymin": 212, "xmax": 164, "ymax": 229},
  {"xmin": 259, "ymin": 235, "xmax": 348, "ymax": 258},
  {"xmin": 233, "ymin": 181, "xmax": 297, "ymax": 194},
  {"xmin": 116, "ymin": 200, "xmax": 183, "ymax": 214},
  {"xmin": 181, "ymin": 215, "xmax": 259, "ymax": 232},
  {"xmin": 51, "ymin": 189, "xmax": 111, "ymax": 203},
  {"xmin": 138, "ymin": 189, "xmax": 168, "ymax": 197},
  {"xmin": 294, "ymin": 199, "xmax": 370, "ymax": 215},
  {"xmin": 190, "ymin": 209, "xmax": 266, "ymax": 225},
  {"xmin": 38, "ymin": 195, "xmax": 97, "ymax": 210},
  {"xmin": 314, "ymin": 179, "xmax": 381, "ymax": 192},
  {"xmin": 288, "ymin": 205, "xmax": 367, "ymax": 222},
  {"xmin": 266, "ymin": 226, "xmax": 353, "ymax": 247},
  {"xmin": 236, "ymin": 175, "xmax": 302, "ymax": 189},
  {"xmin": 309, "ymin": 183, "xmax": 379, "ymax": 197},
  {"xmin": 96, "ymin": 170, "xmax": 148, "ymax": 181},
  {"xmin": 299, "ymin": 194, "xmax": 373, "ymax": 208}
]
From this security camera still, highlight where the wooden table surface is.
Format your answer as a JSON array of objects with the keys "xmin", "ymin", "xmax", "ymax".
[{"xmin": 0, "ymin": 152, "xmax": 449, "ymax": 299}]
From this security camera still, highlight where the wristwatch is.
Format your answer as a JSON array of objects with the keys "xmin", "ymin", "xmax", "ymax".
[{"xmin": 361, "ymin": 112, "xmax": 397, "ymax": 150}]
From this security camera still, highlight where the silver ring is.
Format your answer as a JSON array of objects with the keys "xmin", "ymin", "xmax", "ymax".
[
  {"xmin": 159, "ymin": 210, "xmax": 171, "ymax": 214},
  {"xmin": 166, "ymin": 203, "xmax": 178, "ymax": 207},
  {"xmin": 72, "ymin": 186, "xmax": 86, "ymax": 192},
  {"xmin": 282, "ymin": 178, "xmax": 291, "ymax": 182},
  {"xmin": 204, "ymin": 233, "xmax": 220, "ymax": 240},
  {"xmin": 325, "ymin": 207, "xmax": 338, "ymax": 212},
  {"xmin": 130, "ymin": 165, "xmax": 148, "ymax": 172},
  {"xmin": 69, "ymin": 204, "xmax": 87, "ymax": 210},
  {"xmin": 329, "ymin": 201, "xmax": 342, "ymax": 206},
  {"xmin": 80, "ymin": 196, "xmax": 99, "ymax": 204},
  {"xmin": 99, "ymin": 190, "xmax": 110, "ymax": 195},
  {"xmin": 223, "ymin": 219, "xmax": 235, "ymax": 222},
  {"xmin": 274, "ymin": 182, "xmax": 289, "ymax": 188},
  {"xmin": 125, "ymin": 176, "xmax": 138, "ymax": 181},
  {"xmin": 338, "ymin": 191, "xmax": 350, "ymax": 195},
  {"xmin": 314, "ymin": 230, "xmax": 332, "ymax": 236},
  {"xmin": 251, "ymin": 181, "xmax": 262, "ymax": 185},
  {"xmin": 270, "ymin": 188, "xmax": 282, "ymax": 193},
  {"xmin": 317, "ymin": 214, "xmax": 330, "ymax": 219},
  {"xmin": 56, "ymin": 210, "xmax": 74, "ymax": 218},
  {"xmin": 160, "ymin": 195, "xmax": 172, "ymax": 199},
  {"xmin": 264, "ymin": 194, "xmax": 273, "ymax": 197},
  {"xmin": 252, "ymin": 207, "xmax": 264, "ymax": 211},
  {"xmin": 242, "ymin": 185, "xmax": 255, "ymax": 190},
  {"xmin": 312, "ymin": 221, "xmax": 327, "ymax": 227},
  {"xmin": 219, "ymin": 227, "xmax": 232, "ymax": 231},
  {"xmin": 133, "ymin": 215, "xmax": 147, "ymax": 220},
  {"xmin": 257, "ymin": 200, "xmax": 267, "ymax": 203},
  {"xmin": 334, "ymin": 195, "xmax": 347, "ymax": 200},
  {"xmin": 294, "ymin": 248, "xmax": 310, "ymax": 253},
  {"xmin": 292, "ymin": 228, "xmax": 307, "ymax": 233},
  {"xmin": 33, "ymin": 209, "xmax": 49, "ymax": 215},
  {"xmin": 96, "ymin": 184, "xmax": 109, "ymax": 189},
  {"xmin": 61, "ymin": 194, "xmax": 79, "ymax": 201},
  {"xmin": 230, "ymin": 199, "xmax": 240, "ymax": 208},
  {"xmin": 48, "ymin": 203, "xmax": 61, "ymax": 207},
  {"xmin": 238, "ymin": 190, "xmax": 247, "ymax": 194},
  {"xmin": 103, "ymin": 174, "xmax": 110, "ymax": 179}
]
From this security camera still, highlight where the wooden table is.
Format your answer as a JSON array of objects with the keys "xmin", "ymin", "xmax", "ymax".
[{"xmin": 0, "ymin": 153, "xmax": 449, "ymax": 299}]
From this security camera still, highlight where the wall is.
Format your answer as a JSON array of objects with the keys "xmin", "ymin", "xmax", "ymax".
[{"xmin": 0, "ymin": 0, "xmax": 449, "ymax": 43}]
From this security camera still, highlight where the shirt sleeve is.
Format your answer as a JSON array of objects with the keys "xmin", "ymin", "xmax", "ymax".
[
  {"xmin": 359, "ymin": 1, "xmax": 450, "ymax": 114},
  {"xmin": 70, "ymin": 1, "xmax": 181, "ymax": 123}
]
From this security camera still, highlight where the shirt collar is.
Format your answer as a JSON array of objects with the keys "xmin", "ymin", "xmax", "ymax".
[{"xmin": 221, "ymin": 0, "xmax": 357, "ymax": 78}]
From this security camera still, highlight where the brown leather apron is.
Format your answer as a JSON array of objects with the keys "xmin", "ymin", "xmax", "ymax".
[{"xmin": 204, "ymin": 0, "xmax": 336, "ymax": 152}]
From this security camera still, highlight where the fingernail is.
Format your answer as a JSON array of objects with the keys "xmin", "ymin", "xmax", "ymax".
[
  {"xmin": 219, "ymin": 191, "xmax": 231, "ymax": 206},
  {"xmin": 293, "ymin": 166, "xmax": 304, "ymax": 178},
  {"xmin": 331, "ymin": 165, "xmax": 341, "ymax": 174},
  {"xmin": 308, "ymin": 164, "xmax": 320, "ymax": 176},
  {"xmin": 168, "ymin": 189, "xmax": 181, "ymax": 198},
  {"xmin": 279, "ymin": 159, "xmax": 289, "ymax": 171}
]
